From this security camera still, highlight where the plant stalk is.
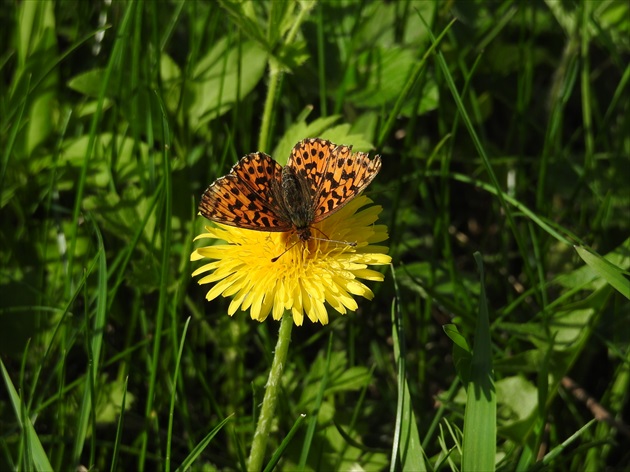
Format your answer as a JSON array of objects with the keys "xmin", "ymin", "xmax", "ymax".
[{"xmin": 247, "ymin": 314, "xmax": 293, "ymax": 472}]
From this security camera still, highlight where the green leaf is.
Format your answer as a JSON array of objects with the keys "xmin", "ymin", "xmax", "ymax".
[
  {"xmin": 186, "ymin": 39, "xmax": 267, "ymax": 129},
  {"xmin": 67, "ymin": 68, "xmax": 112, "ymax": 97},
  {"xmin": 350, "ymin": 47, "xmax": 418, "ymax": 108},
  {"xmin": 160, "ymin": 52, "xmax": 183, "ymax": 114},
  {"xmin": 14, "ymin": 1, "xmax": 58, "ymax": 155},
  {"xmin": 272, "ymin": 115, "xmax": 377, "ymax": 166},
  {"xmin": 276, "ymin": 40, "xmax": 310, "ymax": 71},
  {"xmin": 272, "ymin": 113, "xmax": 341, "ymax": 164},
  {"xmin": 217, "ymin": 0, "xmax": 270, "ymax": 50},
  {"xmin": 58, "ymin": 133, "xmax": 151, "ymax": 188},
  {"xmin": 95, "ymin": 377, "xmax": 135, "ymax": 424},
  {"xmin": 443, "ymin": 324, "xmax": 471, "ymax": 353},
  {"xmin": 298, "ymin": 351, "xmax": 371, "ymax": 408},
  {"xmin": 496, "ymin": 376, "xmax": 538, "ymax": 443},
  {"xmin": 444, "ymin": 324, "xmax": 473, "ymax": 385},
  {"xmin": 574, "ymin": 245, "xmax": 630, "ymax": 300},
  {"xmin": 268, "ymin": 0, "xmax": 296, "ymax": 46}
]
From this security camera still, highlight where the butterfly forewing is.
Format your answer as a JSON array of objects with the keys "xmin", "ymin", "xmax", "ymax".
[
  {"xmin": 199, "ymin": 139, "xmax": 381, "ymax": 237},
  {"xmin": 287, "ymin": 138, "xmax": 337, "ymax": 198},
  {"xmin": 312, "ymin": 145, "xmax": 382, "ymax": 222},
  {"xmin": 199, "ymin": 153, "xmax": 292, "ymax": 231}
]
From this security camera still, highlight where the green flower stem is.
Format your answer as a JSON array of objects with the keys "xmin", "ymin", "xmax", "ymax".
[
  {"xmin": 257, "ymin": 1, "xmax": 314, "ymax": 153},
  {"xmin": 257, "ymin": 57, "xmax": 280, "ymax": 154},
  {"xmin": 248, "ymin": 314, "xmax": 293, "ymax": 472}
]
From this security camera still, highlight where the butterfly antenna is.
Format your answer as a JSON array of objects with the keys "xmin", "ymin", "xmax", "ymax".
[
  {"xmin": 271, "ymin": 239, "xmax": 301, "ymax": 263},
  {"xmin": 311, "ymin": 227, "xmax": 357, "ymax": 247},
  {"xmin": 310, "ymin": 237, "xmax": 357, "ymax": 246},
  {"xmin": 271, "ymin": 228, "xmax": 357, "ymax": 262}
]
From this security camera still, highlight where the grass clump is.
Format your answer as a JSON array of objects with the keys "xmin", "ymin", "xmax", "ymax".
[{"xmin": 1, "ymin": 1, "xmax": 628, "ymax": 471}]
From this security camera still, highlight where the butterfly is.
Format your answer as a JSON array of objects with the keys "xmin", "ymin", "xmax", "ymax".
[{"xmin": 198, "ymin": 137, "xmax": 381, "ymax": 245}]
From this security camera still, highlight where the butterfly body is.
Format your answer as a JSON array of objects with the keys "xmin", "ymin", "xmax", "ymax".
[
  {"xmin": 277, "ymin": 165, "xmax": 315, "ymax": 240},
  {"xmin": 199, "ymin": 138, "xmax": 381, "ymax": 243}
]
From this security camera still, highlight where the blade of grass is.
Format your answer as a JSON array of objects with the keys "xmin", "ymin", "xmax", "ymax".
[
  {"xmin": 138, "ymin": 90, "xmax": 174, "ymax": 470},
  {"xmin": 580, "ymin": 1, "xmax": 595, "ymax": 174},
  {"xmin": 421, "ymin": 11, "xmax": 542, "ymax": 308},
  {"xmin": 107, "ymin": 179, "xmax": 164, "ymax": 308},
  {"xmin": 27, "ymin": 250, "xmax": 101, "ymax": 413},
  {"xmin": 66, "ymin": 2, "xmax": 135, "ymax": 298},
  {"xmin": 71, "ymin": 216, "xmax": 108, "ymax": 465},
  {"xmin": 20, "ymin": 339, "xmax": 33, "ymax": 472},
  {"xmin": 258, "ymin": 1, "xmax": 313, "ymax": 152},
  {"xmin": 175, "ymin": 415, "xmax": 234, "ymax": 472},
  {"xmin": 446, "ymin": 172, "xmax": 577, "ymax": 246},
  {"xmin": 530, "ymin": 419, "xmax": 597, "ymax": 471},
  {"xmin": 298, "ymin": 332, "xmax": 333, "ymax": 469},
  {"xmin": 165, "ymin": 317, "xmax": 191, "ymax": 472},
  {"xmin": 0, "ymin": 73, "xmax": 30, "ymax": 196},
  {"xmin": 585, "ymin": 347, "xmax": 630, "ymax": 469},
  {"xmin": 316, "ymin": 3, "xmax": 328, "ymax": 117},
  {"xmin": 2, "ymin": 355, "xmax": 53, "ymax": 471},
  {"xmin": 574, "ymin": 246, "xmax": 630, "ymax": 299},
  {"xmin": 461, "ymin": 253, "xmax": 496, "ymax": 472},
  {"xmin": 390, "ymin": 265, "xmax": 425, "ymax": 472},
  {"xmin": 333, "ymin": 364, "xmax": 379, "ymax": 470},
  {"xmin": 377, "ymin": 17, "xmax": 456, "ymax": 148},
  {"xmin": 263, "ymin": 414, "xmax": 306, "ymax": 472},
  {"xmin": 110, "ymin": 376, "xmax": 129, "ymax": 472}
]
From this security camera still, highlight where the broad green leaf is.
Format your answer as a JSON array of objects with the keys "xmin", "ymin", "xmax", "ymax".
[
  {"xmin": 95, "ymin": 377, "xmax": 136, "ymax": 424},
  {"xmin": 272, "ymin": 118, "xmax": 377, "ymax": 168},
  {"xmin": 400, "ymin": 78, "xmax": 439, "ymax": 116},
  {"xmin": 272, "ymin": 114, "xmax": 342, "ymax": 163},
  {"xmin": 67, "ymin": 68, "xmax": 112, "ymax": 98},
  {"xmin": 298, "ymin": 351, "xmax": 371, "ymax": 408},
  {"xmin": 320, "ymin": 124, "xmax": 376, "ymax": 153},
  {"xmin": 349, "ymin": 2, "xmax": 396, "ymax": 48},
  {"xmin": 160, "ymin": 52, "xmax": 183, "ymax": 113},
  {"xmin": 57, "ymin": 133, "xmax": 154, "ymax": 190},
  {"xmin": 549, "ymin": 308, "xmax": 597, "ymax": 351},
  {"xmin": 186, "ymin": 39, "xmax": 267, "ymax": 129},
  {"xmin": 15, "ymin": 1, "xmax": 58, "ymax": 155},
  {"xmin": 350, "ymin": 47, "xmax": 417, "ymax": 108},
  {"xmin": 496, "ymin": 376, "xmax": 538, "ymax": 443}
]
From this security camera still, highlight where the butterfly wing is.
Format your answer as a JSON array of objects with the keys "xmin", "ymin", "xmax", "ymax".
[
  {"xmin": 199, "ymin": 152, "xmax": 293, "ymax": 231},
  {"xmin": 287, "ymin": 138, "xmax": 337, "ymax": 199},
  {"xmin": 311, "ymin": 144, "xmax": 382, "ymax": 222}
]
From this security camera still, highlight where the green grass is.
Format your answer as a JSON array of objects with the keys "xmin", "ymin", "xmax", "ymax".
[{"xmin": 1, "ymin": 1, "xmax": 629, "ymax": 471}]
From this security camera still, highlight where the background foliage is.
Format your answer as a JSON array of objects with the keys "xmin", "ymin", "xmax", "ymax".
[{"xmin": 1, "ymin": 1, "xmax": 629, "ymax": 470}]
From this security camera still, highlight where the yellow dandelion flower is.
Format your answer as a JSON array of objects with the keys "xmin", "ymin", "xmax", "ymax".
[{"xmin": 191, "ymin": 195, "xmax": 390, "ymax": 325}]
